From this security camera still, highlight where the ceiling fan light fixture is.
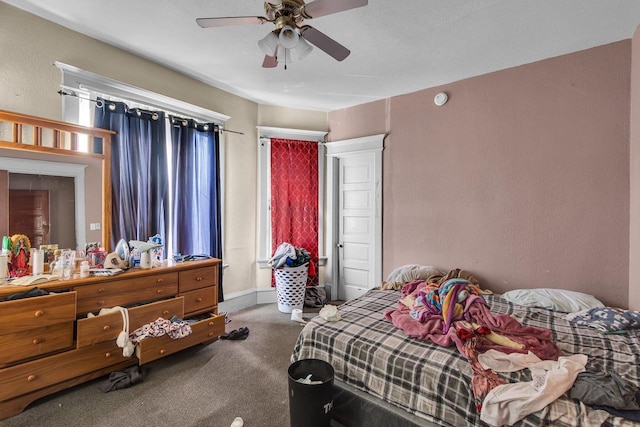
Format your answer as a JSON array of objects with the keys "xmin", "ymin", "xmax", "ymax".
[
  {"xmin": 258, "ymin": 31, "xmax": 279, "ymax": 56},
  {"xmin": 296, "ymin": 36, "xmax": 313, "ymax": 60},
  {"xmin": 278, "ymin": 25, "xmax": 299, "ymax": 49},
  {"xmin": 276, "ymin": 46, "xmax": 292, "ymax": 63}
]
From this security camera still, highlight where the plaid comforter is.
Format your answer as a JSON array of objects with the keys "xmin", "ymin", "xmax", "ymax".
[{"xmin": 291, "ymin": 290, "xmax": 640, "ymax": 427}]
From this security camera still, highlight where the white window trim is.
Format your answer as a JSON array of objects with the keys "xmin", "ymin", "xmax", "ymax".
[
  {"xmin": 256, "ymin": 126, "xmax": 327, "ymax": 268},
  {"xmin": 55, "ymin": 62, "xmax": 230, "ymax": 124},
  {"xmin": 0, "ymin": 158, "xmax": 86, "ymax": 249}
]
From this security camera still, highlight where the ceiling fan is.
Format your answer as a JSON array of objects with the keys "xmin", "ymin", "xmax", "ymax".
[{"xmin": 196, "ymin": 0, "xmax": 368, "ymax": 68}]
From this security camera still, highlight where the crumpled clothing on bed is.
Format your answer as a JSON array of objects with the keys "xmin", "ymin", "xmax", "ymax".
[{"xmin": 385, "ymin": 280, "xmax": 561, "ymax": 361}]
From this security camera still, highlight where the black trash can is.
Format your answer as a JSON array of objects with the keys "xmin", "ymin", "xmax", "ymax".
[{"xmin": 288, "ymin": 358, "xmax": 335, "ymax": 427}]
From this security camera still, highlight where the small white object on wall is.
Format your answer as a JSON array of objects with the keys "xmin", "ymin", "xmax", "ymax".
[{"xmin": 434, "ymin": 92, "xmax": 448, "ymax": 106}]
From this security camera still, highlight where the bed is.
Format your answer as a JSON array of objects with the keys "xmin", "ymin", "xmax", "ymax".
[{"xmin": 291, "ymin": 287, "xmax": 640, "ymax": 427}]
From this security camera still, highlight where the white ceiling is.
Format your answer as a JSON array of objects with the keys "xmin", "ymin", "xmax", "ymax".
[{"xmin": 4, "ymin": 0, "xmax": 640, "ymax": 112}]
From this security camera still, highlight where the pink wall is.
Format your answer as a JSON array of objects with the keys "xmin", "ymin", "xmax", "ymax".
[
  {"xmin": 631, "ymin": 28, "xmax": 640, "ymax": 311},
  {"xmin": 329, "ymin": 40, "xmax": 631, "ymax": 308}
]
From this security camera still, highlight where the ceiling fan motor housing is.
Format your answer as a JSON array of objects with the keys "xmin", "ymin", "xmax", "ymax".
[{"xmin": 265, "ymin": 0, "xmax": 306, "ymax": 30}]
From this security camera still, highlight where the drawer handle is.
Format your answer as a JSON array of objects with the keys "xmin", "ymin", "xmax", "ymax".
[
  {"xmin": 105, "ymin": 352, "xmax": 111, "ymax": 358},
  {"xmin": 162, "ymin": 310, "xmax": 169, "ymax": 315},
  {"xmin": 159, "ymin": 349, "xmax": 166, "ymax": 355},
  {"xmin": 98, "ymin": 288, "xmax": 106, "ymax": 293},
  {"xmin": 208, "ymin": 332, "xmax": 215, "ymax": 337},
  {"xmin": 208, "ymin": 321, "xmax": 214, "ymax": 326},
  {"xmin": 32, "ymin": 338, "xmax": 43, "ymax": 345},
  {"xmin": 196, "ymin": 297, "xmax": 203, "ymax": 302},
  {"xmin": 156, "ymin": 289, "xmax": 164, "ymax": 294},
  {"xmin": 27, "ymin": 374, "xmax": 36, "ymax": 382},
  {"xmin": 156, "ymin": 278, "xmax": 164, "ymax": 283},
  {"xmin": 34, "ymin": 310, "xmax": 45, "ymax": 317},
  {"xmin": 98, "ymin": 300, "xmax": 105, "ymax": 306},
  {"xmin": 196, "ymin": 276, "xmax": 203, "ymax": 281},
  {"xmin": 103, "ymin": 325, "xmax": 111, "ymax": 332}
]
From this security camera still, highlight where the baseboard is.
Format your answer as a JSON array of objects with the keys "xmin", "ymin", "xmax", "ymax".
[
  {"xmin": 220, "ymin": 284, "xmax": 330, "ymax": 313},
  {"xmin": 256, "ymin": 287, "xmax": 277, "ymax": 304},
  {"xmin": 219, "ymin": 289, "xmax": 257, "ymax": 313}
]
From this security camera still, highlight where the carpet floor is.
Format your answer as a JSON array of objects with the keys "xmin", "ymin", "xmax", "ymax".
[{"xmin": 1, "ymin": 303, "xmax": 331, "ymax": 427}]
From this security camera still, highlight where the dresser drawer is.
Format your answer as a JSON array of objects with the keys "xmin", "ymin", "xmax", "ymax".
[
  {"xmin": 181, "ymin": 287, "xmax": 216, "ymax": 316},
  {"xmin": 76, "ymin": 298, "xmax": 185, "ymax": 347},
  {"xmin": 0, "ymin": 292, "xmax": 76, "ymax": 333},
  {"xmin": 136, "ymin": 314, "xmax": 225, "ymax": 365},
  {"xmin": 0, "ymin": 340, "xmax": 131, "ymax": 401},
  {"xmin": 0, "ymin": 322, "xmax": 74, "ymax": 366},
  {"xmin": 179, "ymin": 266, "xmax": 218, "ymax": 293},
  {"xmin": 76, "ymin": 310, "xmax": 122, "ymax": 348},
  {"xmin": 75, "ymin": 273, "xmax": 179, "ymax": 315},
  {"xmin": 129, "ymin": 297, "xmax": 184, "ymax": 330}
]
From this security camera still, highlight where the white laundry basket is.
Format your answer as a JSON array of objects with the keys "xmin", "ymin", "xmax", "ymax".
[{"xmin": 275, "ymin": 263, "xmax": 308, "ymax": 313}]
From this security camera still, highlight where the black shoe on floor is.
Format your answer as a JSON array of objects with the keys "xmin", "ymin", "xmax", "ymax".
[{"xmin": 220, "ymin": 327, "xmax": 250, "ymax": 340}]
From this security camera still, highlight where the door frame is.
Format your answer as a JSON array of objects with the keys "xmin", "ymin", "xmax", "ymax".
[{"xmin": 325, "ymin": 134, "xmax": 385, "ymax": 301}]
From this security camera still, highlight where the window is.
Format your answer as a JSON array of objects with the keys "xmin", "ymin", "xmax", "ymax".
[
  {"xmin": 257, "ymin": 127, "xmax": 327, "ymax": 270},
  {"xmin": 56, "ymin": 62, "xmax": 228, "ymax": 259}
]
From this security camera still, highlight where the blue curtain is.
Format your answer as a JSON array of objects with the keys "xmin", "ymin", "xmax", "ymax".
[
  {"xmin": 94, "ymin": 99, "xmax": 168, "ymax": 250},
  {"xmin": 170, "ymin": 117, "xmax": 223, "ymax": 300}
]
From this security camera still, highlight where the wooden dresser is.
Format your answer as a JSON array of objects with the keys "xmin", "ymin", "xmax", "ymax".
[{"xmin": 0, "ymin": 258, "xmax": 224, "ymax": 420}]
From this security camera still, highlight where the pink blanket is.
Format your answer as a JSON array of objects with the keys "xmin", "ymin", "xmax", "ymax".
[{"xmin": 384, "ymin": 292, "xmax": 561, "ymax": 360}]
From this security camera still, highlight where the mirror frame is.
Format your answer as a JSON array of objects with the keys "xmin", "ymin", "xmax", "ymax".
[{"xmin": 0, "ymin": 109, "xmax": 113, "ymax": 251}]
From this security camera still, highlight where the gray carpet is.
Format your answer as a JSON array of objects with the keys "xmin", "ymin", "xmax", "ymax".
[{"xmin": 2, "ymin": 303, "xmax": 321, "ymax": 427}]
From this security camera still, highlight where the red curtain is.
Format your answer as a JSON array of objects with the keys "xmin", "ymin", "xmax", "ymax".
[{"xmin": 270, "ymin": 138, "xmax": 318, "ymax": 286}]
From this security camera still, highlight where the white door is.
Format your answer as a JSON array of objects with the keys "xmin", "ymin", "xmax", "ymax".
[
  {"xmin": 326, "ymin": 134, "xmax": 384, "ymax": 302},
  {"xmin": 338, "ymin": 153, "xmax": 379, "ymax": 300}
]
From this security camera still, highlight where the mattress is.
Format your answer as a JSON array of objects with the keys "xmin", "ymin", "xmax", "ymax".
[{"xmin": 291, "ymin": 289, "xmax": 640, "ymax": 426}]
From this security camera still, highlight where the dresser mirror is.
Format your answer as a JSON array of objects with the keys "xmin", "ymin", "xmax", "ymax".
[
  {"xmin": 4, "ymin": 171, "xmax": 76, "ymax": 249},
  {"xmin": 0, "ymin": 111, "xmax": 113, "ymax": 252}
]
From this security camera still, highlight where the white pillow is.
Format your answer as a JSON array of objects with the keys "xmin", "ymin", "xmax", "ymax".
[
  {"xmin": 502, "ymin": 288, "xmax": 604, "ymax": 313},
  {"xmin": 386, "ymin": 264, "xmax": 441, "ymax": 283}
]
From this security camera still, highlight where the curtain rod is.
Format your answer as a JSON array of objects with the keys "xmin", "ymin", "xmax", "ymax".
[{"xmin": 57, "ymin": 90, "xmax": 244, "ymax": 135}]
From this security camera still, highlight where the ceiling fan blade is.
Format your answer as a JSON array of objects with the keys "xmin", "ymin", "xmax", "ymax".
[
  {"xmin": 262, "ymin": 43, "xmax": 279, "ymax": 68},
  {"xmin": 262, "ymin": 55, "xmax": 278, "ymax": 68},
  {"xmin": 301, "ymin": 0, "xmax": 368, "ymax": 19},
  {"xmin": 196, "ymin": 16, "xmax": 268, "ymax": 28},
  {"xmin": 300, "ymin": 26, "xmax": 350, "ymax": 61}
]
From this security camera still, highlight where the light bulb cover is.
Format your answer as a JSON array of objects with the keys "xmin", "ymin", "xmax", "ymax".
[
  {"xmin": 276, "ymin": 46, "xmax": 292, "ymax": 63},
  {"xmin": 258, "ymin": 31, "xmax": 279, "ymax": 56},
  {"xmin": 296, "ymin": 36, "xmax": 313, "ymax": 60},
  {"xmin": 278, "ymin": 25, "xmax": 299, "ymax": 49}
]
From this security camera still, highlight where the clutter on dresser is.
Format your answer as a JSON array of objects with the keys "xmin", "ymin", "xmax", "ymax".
[
  {"xmin": 7, "ymin": 274, "xmax": 59, "ymax": 286},
  {"xmin": 3, "ymin": 234, "xmax": 31, "ymax": 278},
  {"xmin": 173, "ymin": 254, "xmax": 213, "ymax": 262},
  {"xmin": 89, "ymin": 268, "xmax": 124, "ymax": 276},
  {"xmin": 82, "ymin": 241, "xmax": 106, "ymax": 268},
  {"xmin": 129, "ymin": 235, "xmax": 164, "ymax": 269}
]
